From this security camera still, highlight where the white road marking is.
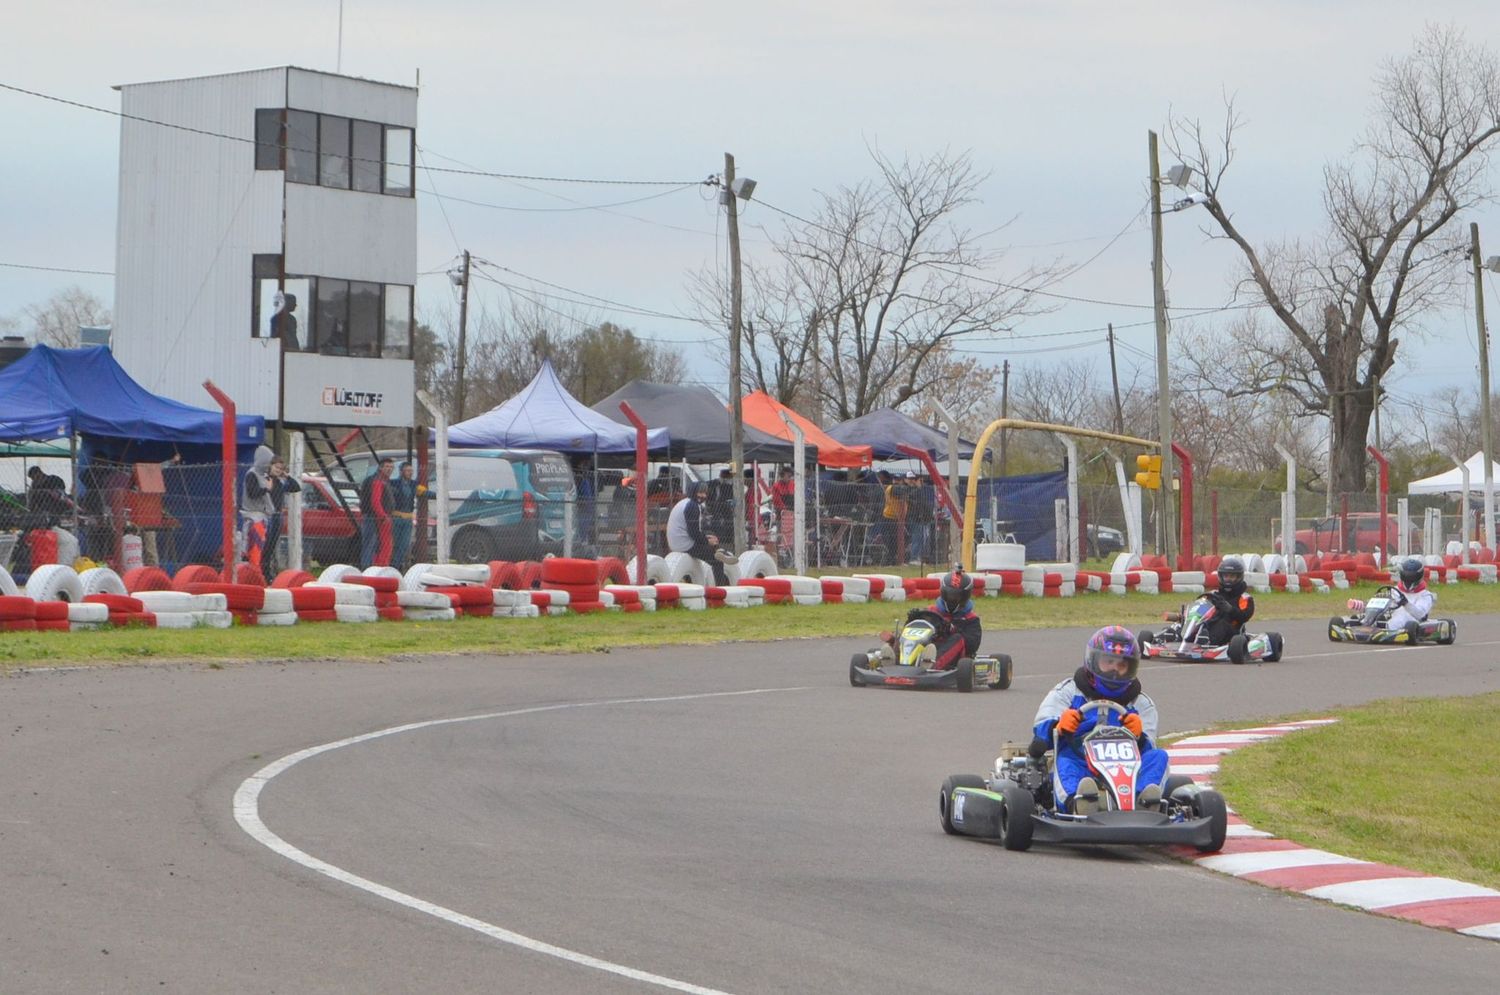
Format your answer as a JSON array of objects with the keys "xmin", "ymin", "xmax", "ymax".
[{"xmin": 234, "ymin": 686, "xmax": 813, "ymax": 995}]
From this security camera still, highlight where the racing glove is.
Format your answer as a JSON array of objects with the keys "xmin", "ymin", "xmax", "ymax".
[
  {"xmin": 1056, "ymin": 708, "xmax": 1083, "ymax": 734},
  {"xmin": 1121, "ymin": 712, "xmax": 1143, "ymax": 737}
]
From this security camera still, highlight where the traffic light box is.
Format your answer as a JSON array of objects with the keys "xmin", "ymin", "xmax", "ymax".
[{"xmin": 1135, "ymin": 453, "xmax": 1162, "ymax": 490}]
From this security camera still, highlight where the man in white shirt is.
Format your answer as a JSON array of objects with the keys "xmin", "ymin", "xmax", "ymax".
[{"xmin": 667, "ymin": 481, "xmax": 732, "ymax": 585}]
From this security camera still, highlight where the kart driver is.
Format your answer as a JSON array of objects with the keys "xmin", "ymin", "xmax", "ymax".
[
  {"xmin": 885, "ymin": 565, "xmax": 982, "ymax": 670},
  {"xmin": 1032, "ymin": 626, "xmax": 1169, "ymax": 815},
  {"xmin": 1386, "ymin": 556, "xmax": 1435, "ymax": 630},
  {"xmin": 1202, "ymin": 556, "xmax": 1254, "ymax": 646}
]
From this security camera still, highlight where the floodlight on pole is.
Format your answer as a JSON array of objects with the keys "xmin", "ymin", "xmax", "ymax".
[
  {"xmin": 1166, "ymin": 164, "xmax": 1194, "ymax": 189},
  {"xmin": 731, "ymin": 176, "xmax": 757, "ymax": 201},
  {"xmin": 1485, "ymin": 255, "xmax": 1500, "ymax": 273}
]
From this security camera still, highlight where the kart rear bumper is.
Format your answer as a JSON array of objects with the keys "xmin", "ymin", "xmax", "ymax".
[{"xmin": 1030, "ymin": 810, "xmax": 1221, "ymax": 848}]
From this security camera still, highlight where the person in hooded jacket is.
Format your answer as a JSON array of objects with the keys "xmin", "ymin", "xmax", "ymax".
[
  {"xmin": 1386, "ymin": 556, "xmax": 1436, "ymax": 631},
  {"xmin": 1201, "ymin": 555, "xmax": 1255, "ymax": 645},
  {"xmin": 1032, "ymin": 626, "xmax": 1168, "ymax": 814}
]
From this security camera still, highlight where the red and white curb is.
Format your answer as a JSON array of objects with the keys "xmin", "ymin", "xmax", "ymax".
[{"xmin": 1166, "ymin": 719, "xmax": 1500, "ymax": 941}]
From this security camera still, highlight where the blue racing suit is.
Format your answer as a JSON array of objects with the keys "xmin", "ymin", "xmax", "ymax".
[{"xmin": 1032, "ymin": 667, "xmax": 1169, "ymax": 807}]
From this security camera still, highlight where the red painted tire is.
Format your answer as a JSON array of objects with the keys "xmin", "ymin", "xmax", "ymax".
[
  {"xmin": 289, "ymin": 587, "xmax": 337, "ymax": 612},
  {"xmin": 542, "ymin": 581, "xmax": 602, "ymax": 601},
  {"xmin": 272, "ymin": 569, "xmax": 316, "ymax": 589},
  {"xmin": 426, "ymin": 585, "xmax": 492, "ymax": 608},
  {"xmin": 297, "ymin": 610, "xmax": 338, "ymax": 623},
  {"xmin": 36, "ymin": 618, "xmax": 71, "ymax": 632},
  {"xmin": 459, "ymin": 604, "xmax": 495, "ymax": 618},
  {"xmin": 0, "ymin": 595, "xmax": 36, "ymax": 621},
  {"xmin": 233, "ymin": 563, "xmax": 267, "ymax": 587},
  {"xmin": 540, "ymin": 557, "xmax": 599, "ymax": 585},
  {"xmin": 569, "ymin": 601, "xmax": 606, "ymax": 614},
  {"xmin": 109, "ymin": 612, "xmax": 157, "ymax": 628},
  {"xmin": 172, "ymin": 565, "xmax": 221, "ymax": 590},
  {"xmin": 231, "ymin": 610, "xmax": 258, "ymax": 626},
  {"xmin": 742, "ymin": 578, "xmax": 792, "ymax": 595},
  {"xmin": 2, "ymin": 619, "xmax": 38, "ymax": 632},
  {"xmin": 596, "ymin": 557, "xmax": 629, "ymax": 586},
  {"xmin": 621, "ymin": 602, "xmax": 644, "ymax": 613},
  {"xmin": 85, "ymin": 594, "xmax": 146, "ymax": 613},
  {"xmin": 603, "ymin": 587, "xmax": 640, "ymax": 604},
  {"xmin": 490, "ymin": 562, "xmax": 522, "ymax": 589},
  {"xmin": 378, "ymin": 606, "xmax": 405, "ymax": 622},
  {"xmin": 374, "ymin": 592, "xmax": 399, "ymax": 609},
  {"xmin": 515, "ymin": 562, "xmax": 544, "ymax": 590},
  {"xmin": 184, "ymin": 583, "xmax": 267, "ymax": 612},
  {"xmin": 33, "ymin": 601, "xmax": 69, "ymax": 622},
  {"xmin": 345, "ymin": 575, "xmax": 400, "ymax": 593},
  {"xmin": 123, "ymin": 567, "xmax": 173, "ymax": 593}
]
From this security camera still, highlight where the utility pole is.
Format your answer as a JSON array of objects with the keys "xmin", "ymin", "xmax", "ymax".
[
  {"xmin": 1107, "ymin": 322, "xmax": 1124, "ymax": 435},
  {"xmin": 998, "ymin": 359, "xmax": 1010, "ymax": 477},
  {"xmin": 1472, "ymin": 222, "xmax": 1496, "ymax": 551},
  {"xmin": 454, "ymin": 250, "xmax": 471, "ymax": 421},
  {"xmin": 1372, "ymin": 372, "xmax": 1381, "ymax": 451},
  {"xmin": 1149, "ymin": 130, "xmax": 1176, "ymax": 566},
  {"xmin": 725, "ymin": 153, "xmax": 747, "ymax": 553}
]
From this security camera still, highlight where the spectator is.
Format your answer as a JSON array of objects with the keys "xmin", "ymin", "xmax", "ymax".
[
  {"xmin": 906, "ymin": 471, "xmax": 933, "ymax": 563},
  {"xmin": 27, "ymin": 465, "xmax": 73, "ymax": 524},
  {"xmin": 240, "ymin": 445, "xmax": 276, "ymax": 574},
  {"xmin": 666, "ymin": 481, "xmax": 731, "ymax": 585},
  {"xmin": 388, "ymin": 461, "xmax": 419, "ymax": 570},
  {"xmin": 706, "ymin": 467, "xmax": 735, "ymax": 550},
  {"xmin": 882, "ymin": 470, "xmax": 909, "ymax": 564},
  {"xmin": 772, "ymin": 466, "xmax": 797, "ymax": 562},
  {"xmin": 258, "ymin": 454, "xmax": 301, "ymax": 583},
  {"xmin": 358, "ymin": 457, "xmax": 396, "ymax": 567},
  {"xmin": 270, "ymin": 291, "xmax": 300, "ymax": 351},
  {"xmin": 571, "ymin": 457, "xmax": 596, "ymax": 551}
]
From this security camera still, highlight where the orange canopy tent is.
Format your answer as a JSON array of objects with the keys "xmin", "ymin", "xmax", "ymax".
[{"xmin": 739, "ymin": 391, "xmax": 873, "ymax": 468}]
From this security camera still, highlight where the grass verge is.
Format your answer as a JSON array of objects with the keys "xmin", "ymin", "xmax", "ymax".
[
  {"xmin": 2, "ymin": 582, "xmax": 1497, "ymax": 669},
  {"xmin": 1214, "ymin": 693, "xmax": 1500, "ymax": 891}
]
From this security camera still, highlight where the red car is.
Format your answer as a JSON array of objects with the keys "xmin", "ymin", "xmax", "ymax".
[
  {"xmin": 1280, "ymin": 513, "xmax": 1419, "ymax": 556},
  {"xmin": 298, "ymin": 474, "xmax": 362, "ymax": 566}
]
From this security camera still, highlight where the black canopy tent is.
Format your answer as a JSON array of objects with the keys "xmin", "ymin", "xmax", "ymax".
[{"xmin": 592, "ymin": 380, "xmax": 806, "ymax": 464}]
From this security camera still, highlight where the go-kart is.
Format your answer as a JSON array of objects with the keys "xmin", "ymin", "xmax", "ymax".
[
  {"xmin": 1138, "ymin": 594, "xmax": 1283, "ymax": 664},
  {"xmin": 1327, "ymin": 586, "xmax": 1456, "ymax": 645},
  {"xmin": 938, "ymin": 700, "xmax": 1227, "ymax": 852},
  {"xmin": 849, "ymin": 609, "xmax": 1013, "ymax": 692}
]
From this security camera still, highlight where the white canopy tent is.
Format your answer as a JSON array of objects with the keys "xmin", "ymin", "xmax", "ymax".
[{"xmin": 1406, "ymin": 452, "xmax": 1500, "ymax": 494}]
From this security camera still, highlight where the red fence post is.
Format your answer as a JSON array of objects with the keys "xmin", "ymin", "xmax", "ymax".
[
  {"xmin": 1171, "ymin": 443, "xmax": 1194, "ymax": 570},
  {"xmin": 895, "ymin": 445, "xmax": 964, "ymax": 529},
  {"xmin": 619, "ymin": 402, "xmax": 649, "ymax": 585},
  {"xmin": 1211, "ymin": 489, "xmax": 1219, "ymax": 556},
  {"xmin": 202, "ymin": 380, "xmax": 238, "ymax": 582},
  {"xmin": 1367, "ymin": 446, "xmax": 1389, "ymax": 562}
]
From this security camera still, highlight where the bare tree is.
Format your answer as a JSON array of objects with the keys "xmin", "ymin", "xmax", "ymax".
[
  {"xmin": 1165, "ymin": 25, "xmax": 1500, "ymax": 493},
  {"xmin": 14, "ymin": 286, "xmax": 110, "ymax": 347}
]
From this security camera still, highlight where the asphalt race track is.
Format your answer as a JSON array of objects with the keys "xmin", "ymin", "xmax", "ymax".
[{"xmin": 3, "ymin": 615, "xmax": 1500, "ymax": 993}]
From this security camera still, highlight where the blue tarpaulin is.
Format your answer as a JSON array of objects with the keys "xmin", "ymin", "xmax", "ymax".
[
  {"xmin": 975, "ymin": 470, "xmax": 1067, "ymax": 561},
  {"xmin": 0, "ymin": 344, "xmax": 264, "ymax": 445},
  {"xmin": 448, "ymin": 360, "xmax": 670, "ymax": 454}
]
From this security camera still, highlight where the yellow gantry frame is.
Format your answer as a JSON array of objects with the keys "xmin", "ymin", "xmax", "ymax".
[{"xmin": 962, "ymin": 419, "xmax": 1162, "ymax": 571}]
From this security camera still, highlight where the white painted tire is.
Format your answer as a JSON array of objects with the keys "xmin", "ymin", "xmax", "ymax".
[
  {"xmin": 597, "ymin": 590, "xmax": 616, "ymax": 608},
  {"xmin": 255, "ymin": 611, "xmax": 299, "ymax": 627},
  {"xmin": 400, "ymin": 590, "xmax": 454, "ymax": 610},
  {"xmin": 66, "ymin": 602, "xmax": 109, "ymax": 623},
  {"xmin": 679, "ymin": 596, "xmax": 708, "ymax": 611},
  {"xmin": 335, "ymin": 604, "xmax": 379, "ymax": 623},
  {"xmin": 25, "ymin": 564, "xmax": 83, "ymax": 603},
  {"xmin": 78, "ymin": 567, "xmax": 128, "ymax": 597},
  {"xmin": 0, "ymin": 566, "xmax": 16, "ymax": 596},
  {"xmin": 133, "ymin": 591, "xmax": 197, "ymax": 613},
  {"xmin": 194, "ymin": 610, "xmax": 234, "ymax": 628},
  {"xmin": 318, "ymin": 563, "xmax": 361, "ymax": 584},
  {"xmin": 1109, "ymin": 552, "xmax": 1142, "ymax": 574},
  {"xmin": 1293, "ymin": 554, "xmax": 1309, "ymax": 573},
  {"xmin": 975, "ymin": 542, "xmax": 1026, "ymax": 571},
  {"xmin": 661, "ymin": 552, "xmax": 711, "ymax": 585},
  {"xmin": 308, "ymin": 582, "xmax": 377, "ymax": 607},
  {"xmin": 403, "ymin": 607, "xmax": 457, "ymax": 622},
  {"xmin": 824, "ymin": 576, "xmax": 872, "ymax": 597},
  {"xmin": 402, "ymin": 562, "xmax": 437, "ymax": 591},
  {"xmin": 778, "ymin": 575, "xmax": 823, "ymax": 596},
  {"xmin": 426, "ymin": 563, "xmax": 489, "ymax": 584},
  {"xmin": 1263, "ymin": 554, "xmax": 1285, "ymax": 575},
  {"xmin": 362, "ymin": 565, "xmax": 404, "ymax": 580},
  {"xmin": 154, "ymin": 612, "xmax": 197, "ymax": 630},
  {"xmin": 625, "ymin": 555, "xmax": 669, "ymax": 585},
  {"xmin": 261, "ymin": 588, "xmax": 294, "ymax": 614},
  {"xmin": 735, "ymin": 549, "xmax": 778, "ymax": 580},
  {"xmin": 1242, "ymin": 553, "xmax": 1265, "ymax": 573},
  {"xmin": 792, "ymin": 592, "xmax": 824, "ymax": 606},
  {"xmin": 189, "ymin": 593, "xmax": 229, "ymax": 612},
  {"xmin": 842, "ymin": 593, "xmax": 869, "ymax": 604},
  {"xmin": 878, "ymin": 589, "xmax": 907, "ymax": 602}
]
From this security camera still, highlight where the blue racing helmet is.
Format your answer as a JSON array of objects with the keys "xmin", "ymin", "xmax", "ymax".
[{"xmin": 1085, "ymin": 625, "xmax": 1139, "ymax": 693}]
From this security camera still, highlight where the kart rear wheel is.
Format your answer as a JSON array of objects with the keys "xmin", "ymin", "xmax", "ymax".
[
  {"xmin": 1227, "ymin": 633, "xmax": 1249, "ymax": 665},
  {"xmin": 991, "ymin": 653, "xmax": 1014, "ymax": 691},
  {"xmin": 1404, "ymin": 621, "xmax": 1421, "ymax": 645},
  {"xmin": 849, "ymin": 653, "xmax": 868, "ymax": 687},
  {"xmin": 998, "ymin": 782, "xmax": 1035, "ymax": 851},
  {"xmin": 1327, "ymin": 616, "xmax": 1343, "ymax": 642},
  {"xmin": 1137, "ymin": 629, "xmax": 1155, "ymax": 647},
  {"xmin": 1193, "ymin": 789, "xmax": 1228, "ymax": 853},
  {"xmin": 1438, "ymin": 619, "xmax": 1457, "ymax": 645},
  {"xmin": 1265, "ymin": 632, "xmax": 1284, "ymax": 662},
  {"xmin": 939, "ymin": 774, "xmax": 986, "ymax": 836},
  {"xmin": 956, "ymin": 657, "xmax": 974, "ymax": 693}
]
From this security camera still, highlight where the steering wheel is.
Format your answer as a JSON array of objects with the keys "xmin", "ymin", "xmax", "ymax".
[{"xmin": 1079, "ymin": 699, "xmax": 1128, "ymax": 720}]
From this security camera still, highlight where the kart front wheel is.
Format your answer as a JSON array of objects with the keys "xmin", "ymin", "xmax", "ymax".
[
  {"xmin": 939, "ymin": 774, "xmax": 986, "ymax": 836},
  {"xmin": 1138, "ymin": 629, "xmax": 1155, "ymax": 646},
  {"xmin": 956, "ymin": 657, "xmax": 974, "ymax": 693},
  {"xmin": 1438, "ymin": 619, "xmax": 1457, "ymax": 645},
  {"xmin": 992, "ymin": 653, "xmax": 1014, "ymax": 691},
  {"xmin": 849, "ymin": 654, "xmax": 868, "ymax": 687},
  {"xmin": 999, "ymin": 782, "xmax": 1035, "ymax": 851},
  {"xmin": 1227, "ymin": 634, "xmax": 1249, "ymax": 664},
  {"xmin": 1265, "ymin": 632, "xmax": 1284, "ymax": 662},
  {"xmin": 1404, "ymin": 621, "xmax": 1421, "ymax": 645},
  {"xmin": 1193, "ymin": 789, "xmax": 1228, "ymax": 853},
  {"xmin": 1327, "ymin": 616, "xmax": 1343, "ymax": 642}
]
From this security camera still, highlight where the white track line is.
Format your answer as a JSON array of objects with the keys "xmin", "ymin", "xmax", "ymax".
[{"xmin": 234, "ymin": 686, "xmax": 813, "ymax": 995}]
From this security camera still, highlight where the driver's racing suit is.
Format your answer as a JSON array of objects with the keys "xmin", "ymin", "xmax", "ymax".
[
  {"xmin": 1386, "ymin": 582, "xmax": 1435, "ymax": 631},
  {"xmin": 907, "ymin": 598, "xmax": 981, "ymax": 671},
  {"xmin": 1033, "ymin": 669, "xmax": 1169, "ymax": 808},
  {"xmin": 1201, "ymin": 579, "xmax": 1254, "ymax": 646}
]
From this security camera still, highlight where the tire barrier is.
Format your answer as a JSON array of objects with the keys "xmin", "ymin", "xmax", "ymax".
[
  {"xmin": 735, "ymin": 550, "xmax": 778, "ymax": 580},
  {"xmin": 25, "ymin": 564, "xmax": 84, "ymax": 604},
  {"xmin": 122, "ymin": 567, "xmax": 174, "ymax": 593},
  {"xmin": 271, "ymin": 570, "xmax": 315, "ymax": 589},
  {"xmin": 661, "ymin": 551, "xmax": 711, "ymax": 585},
  {"xmin": 0, "ymin": 567, "xmax": 17, "ymax": 597},
  {"xmin": 319, "ymin": 564, "xmax": 363, "ymax": 585},
  {"xmin": 172, "ymin": 565, "xmax": 220, "ymax": 590},
  {"xmin": 78, "ymin": 567, "xmax": 128, "ymax": 597}
]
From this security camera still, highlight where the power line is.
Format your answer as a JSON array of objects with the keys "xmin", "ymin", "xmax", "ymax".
[
  {"xmin": 416, "ymin": 184, "xmax": 699, "ymax": 213},
  {"xmin": 0, "ymin": 261, "xmax": 113, "ymax": 277},
  {"xmin": 468, "ymin": 259, "xmax": 708, "ymax": 325},
  {"xmin": 0, "ymin": 81, "xmax": 701, "ymax": 187}
]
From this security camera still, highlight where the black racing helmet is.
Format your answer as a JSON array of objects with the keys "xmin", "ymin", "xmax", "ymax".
[
  {"xmin": 1217, "ymin": 556, "xmax": 1245, "ymax": 592},
  {"xmin": 1398, "ymin": 556, "xmax": 1426, "ymax": 591},
  {"xmin": 940, "ymin": 565, "xmax": 973, "ymax": 613}
]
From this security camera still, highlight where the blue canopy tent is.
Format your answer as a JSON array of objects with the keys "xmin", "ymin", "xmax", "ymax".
[
  {"xmin": 448, "ymin": 360, "xmax": 669, "ymax": 453},
  {"xmin": 826, "ymin": 407, "xmax": 979, "ymax": 460},
  {"xmin": 0, "ymin": 344, "xmax": 266, "ymax": 569}
]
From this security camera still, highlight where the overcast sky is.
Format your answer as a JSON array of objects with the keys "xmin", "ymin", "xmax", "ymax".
[{"xmin": 5, "ymin": 0, "xmax": 1500, "ymax": 420}]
